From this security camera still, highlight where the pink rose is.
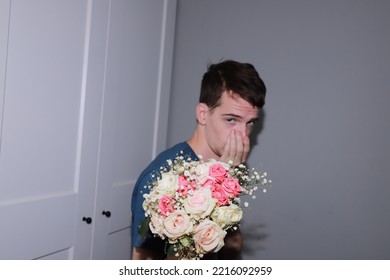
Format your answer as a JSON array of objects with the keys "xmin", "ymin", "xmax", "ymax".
[
  {"xmin": 162, "ymin": 210, "xmax": 193, "ymax": 242},
  {"xmin": 193, "ymin": 220, "xmax": 226, "ymax": 254},
  {"xmin": 158, "ymin": 194, "xmax": 175, "ymax": 217},
  {"xmin": 209, "ymin": 163, "xmax": 228, "ymax": 182},
  {"xmin": 201, "ymin": 178, "xmax": 216, "ymax": 188},
  {"xmin": 221, "ymin": 178, "xmax": 241, "ymax": 198},
  {"xmin": 210, "ymin": 183, "xmax": 230, "ymax": 206},
  {"xmin": 178, "ymin": 175, "xmax": 196, "ymax": 196}
]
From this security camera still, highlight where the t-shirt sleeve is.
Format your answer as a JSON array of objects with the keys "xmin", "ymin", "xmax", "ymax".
[
  {"xmin": 131, "ymin": 171, "xmax": 150, "ymax": 248},
  {"xmin": 130, "ymin": 142, "xmax": 196, "ymax": 253},
  {"xmin": 131, "ymin": 169, "xmax": 166, "ymax": 253}
]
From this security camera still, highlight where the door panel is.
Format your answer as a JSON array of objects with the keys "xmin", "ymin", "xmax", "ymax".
[
  {"xmin": 71, "ymin": 0, "xmax": 110, "ymax": 260},
  {"xmin": 107, "ymin": 228, "xmax": 131, "ymax": 260},
  {"xmin": 35, "ymin": 248, "xmax": 73, "ymax": 260},
  {"xmin": 0, "ymin": 193, "xmax": 77, "ymax": 259},
  {"xmin": 104, "ymin": 183, "xmax": 133, "ymax": 260},
  {"xmin": 91, "ymin": 0, "xmax": 177, "ymax": 259},
  {"xmin": 109, "ymin": 183, "xmax": 133, "ymax": 231},
  {"xmin": 90, "ymin": 0, "xmax": 164, "ymax": 258},
  {"xmin": 0, "ymin": 0, "xmax": 10, "ymax": 133},
  {"xmin": 0, "ymin": 0, "xmax": 176, "ymax": 259},
  {"xmin": 0, "ymin": 0, "xmax": 88, "ymax": 259},
  {"xmin": 0, "ymin": 0, "xmax": 86, "ymax": 201}
]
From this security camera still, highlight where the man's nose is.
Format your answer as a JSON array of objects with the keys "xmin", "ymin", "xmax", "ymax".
[{"xmin": 238, "ymin": 124, "xmax": 248, "ymax": 137}]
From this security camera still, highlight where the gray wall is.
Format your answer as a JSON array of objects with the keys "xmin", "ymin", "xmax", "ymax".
[{"xmin": 167, "ymin": 0, "xmax": 390, "ymax": 259}]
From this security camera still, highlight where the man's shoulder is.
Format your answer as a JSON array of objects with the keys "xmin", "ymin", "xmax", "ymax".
[
  {"xmin": 155, "ymin": 142, "xmax": 196, "ymax": 162},
  {"xmin": 135, "ymin": 142, "xmax": 197, "ymax": 185}
]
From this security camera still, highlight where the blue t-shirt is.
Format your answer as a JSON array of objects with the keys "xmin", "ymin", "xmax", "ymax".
[{"xmin": 131, "ymin": 142, "xmax": 198, "ymax": 254}]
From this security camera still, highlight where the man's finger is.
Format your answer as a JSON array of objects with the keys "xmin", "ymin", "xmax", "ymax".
[
  {"xmin": 221, "ymin": 132, "xmax": 231, "ymax": 163},
  {"xmin": 230, "ymin": 130, "xmax": 237, "ymax": 164},
  {"xmin": 241, "ymin": 135, "xmax": 250, "ymax": 163},
  {"xmin": 234, "ymin": 131, "xmax": 244, "ymax": 166}
]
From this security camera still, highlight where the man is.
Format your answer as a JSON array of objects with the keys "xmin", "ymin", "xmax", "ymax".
[{"xmin": 131, "ymin": 60, "xmax": 267, "ymax": 259}]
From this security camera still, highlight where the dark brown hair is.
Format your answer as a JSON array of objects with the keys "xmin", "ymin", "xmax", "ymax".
[{"xmin": 199, "ymin": 60, "xmax": 267, "ymax": 109}]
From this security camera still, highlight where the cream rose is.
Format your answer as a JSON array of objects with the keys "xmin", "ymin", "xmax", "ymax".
[
  {"xmin": 183, "ymin": 187, "xmax": 216, "ymax": 219},
  {"xmin": 193, "ymin": 220, "xmax": 226, "ymax": 254},
  {"xmin": 194, "ymin": 160, "xmax": 215, "ymax": 185},
  {"xmin": 149, "ymin": 214, "xmax": 165, "ymax": 238},
  {"xmin": 162, "ymin": 210, "xmax": 193, "ymax": 242},
  {"xmin": 211, "ymin": 204, "xmax": 243, "ymax": 229},
  {"xmin": 154, "ymin": 172, "xmax": 178, "ymax": 196}
]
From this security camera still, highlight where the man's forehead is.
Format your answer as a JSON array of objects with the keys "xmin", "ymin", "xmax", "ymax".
[{"xmin": 218, "ymin": 92, "xmax": 259, "ymax": 116}]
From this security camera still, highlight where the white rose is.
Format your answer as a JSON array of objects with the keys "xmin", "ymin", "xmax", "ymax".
[
  {"xmin": 193, "ymin": 220, "xmax": 226, "ymax": 254},
  {"xmin": 154, "ymin": 172, "xmax": 178, "ymax": 197},
  {"xmin": 162, "ymin": 210, "xmax": 193, "ymax": 242},
  {"xmin": 194, "ymin": 160, "xmax": 215, "ymax": 184},
  {"xmin": 146, "ymin": 189, "xmax": 161, "ymax": 204},
  {"xmin": 149, "ymin": 214, "xmax": 165, "ymax": 238},
  {"xmin": 211, "ymin": 204, "xmax": 243, "ymax": 229},
  {"xmin": 183, "ymin": 187, "xmax": 216, "ymax": 219}
]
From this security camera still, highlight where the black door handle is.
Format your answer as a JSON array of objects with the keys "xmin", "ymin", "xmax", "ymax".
[
  {"xmin": 82, "ymin": 217, "xmax": 92, "ymax": 224},
  {"xmin": 102, "ymin": 211, "xmax": 111, "ymax": 218}
]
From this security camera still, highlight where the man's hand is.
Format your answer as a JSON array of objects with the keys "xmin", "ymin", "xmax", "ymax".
[{"xmin": 221, "ymin": 130, "xmax": 250, "ymax": 166}]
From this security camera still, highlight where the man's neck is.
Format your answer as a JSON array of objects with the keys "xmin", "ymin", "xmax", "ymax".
[{"xmin": 187, "ymin": 127, "xmax": 219, "ymax": 161}]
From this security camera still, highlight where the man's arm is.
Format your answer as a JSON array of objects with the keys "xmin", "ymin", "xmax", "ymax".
[{"xmin": 219, "ymin": 131, "xmax": 247, "ymax": 259}]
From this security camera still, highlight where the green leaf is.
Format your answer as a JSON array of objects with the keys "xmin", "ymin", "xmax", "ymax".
[
  {"xmin": 179, "ymin": 236, "xmax": 191, "ymax": 247},
  {"xmin": 166, "ymin": 243, "xmax": 178, "ymax": 256},
  {"xmin": 138, "ymin": 217, "xmax": 151, "ymax": 239}
]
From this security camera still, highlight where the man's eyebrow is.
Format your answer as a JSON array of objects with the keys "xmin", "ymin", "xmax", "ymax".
[
  {"xmin": 222, "ymin": 113, "xmax": 243, "ymax": 118},
  {"xmin": 222, "ymin": 114, "xmax": 259, "ymax": 122}
]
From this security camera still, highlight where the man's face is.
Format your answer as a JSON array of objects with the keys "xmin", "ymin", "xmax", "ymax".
[{"xmin": 203, "ymin": 91, "xmax": 260, "ymax": 158}]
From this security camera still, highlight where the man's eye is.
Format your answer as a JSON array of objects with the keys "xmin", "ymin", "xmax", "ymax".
[
  {"xmin": 226, "ymin": 118, "xmax": 235, "ymax": 123},
  {"xmin": 247, "ymin": 121, "xmax": 256, "ymax": 127}
]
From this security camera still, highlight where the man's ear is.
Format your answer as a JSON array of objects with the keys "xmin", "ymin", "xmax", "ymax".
[{"xmin": 196, "ymin": 103, "xmax": 208, "ymax": 125}]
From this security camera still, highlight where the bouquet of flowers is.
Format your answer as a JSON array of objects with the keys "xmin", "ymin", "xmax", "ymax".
[{"xmin": 139, "ymin": 154, "xmax": 271, "ymax": 259}]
